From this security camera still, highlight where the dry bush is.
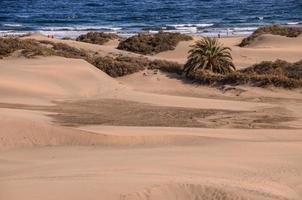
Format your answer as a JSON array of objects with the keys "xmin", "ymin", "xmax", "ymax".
[
  {"xmin": 240, "ymin": 60, "xmax": 302, "ymax": 80},
  {"xmin": 89, "ymin": 55, "xmax": 147, "ymax": 77},
  {"xmin": 90, "ymin": 55, "xmax": 184, "ymax": 77},
  {"xmin": 52, "ymin": 43, "xmax": 89, "ymax": 59},
  {"xmin": 0, "ymin": 37, "xmax": 55, "ymax": 58},
  {"xmin": 62, "ymin": 37, "xmax": 73, "ymax": 40},
  {"xmin": 38, "ymin": 40, "xmax": 90, "ymax": 59},
  {"xmin": 239, "ymin": 25, "xmax": 302, "ymax": 47},
  {"xmin": 117, "ymin": 31, "xmax": 193, "ymax": 55},
  {"xmin": 76, "ymin": 32, "xmax": 120, "ymax": 45},
  {"xmin": 148, "ymin": 59, "xmax": 184, "ymax": 75},
  {"xmin": 186, "ymin": 60, "xmax": 302, "ymax": 89},
  {"xmin": 0, "ymin": 38, "xmax": 87, "ymax": 59}
]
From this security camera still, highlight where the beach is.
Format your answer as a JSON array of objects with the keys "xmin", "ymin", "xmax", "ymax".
[{"xmin": 1, "ymin": 32, "xmax": 302, "ymax": 200}]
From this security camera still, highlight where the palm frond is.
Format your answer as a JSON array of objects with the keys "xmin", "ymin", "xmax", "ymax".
[{"xmin": 184, "ymin": 37, "xmax": 236, "ymax": 76}]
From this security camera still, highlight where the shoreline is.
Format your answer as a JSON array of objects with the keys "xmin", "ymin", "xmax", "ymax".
[
  {"xmin": 1, "ymin": 23, "xmax": 301, "ymax": 39},
  {"xmin": 0, "ymin": 30, "xmax": 252, "ymax": 39}
]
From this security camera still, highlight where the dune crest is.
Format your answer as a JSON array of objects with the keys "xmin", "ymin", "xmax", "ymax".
[{"xmin": 245, "ymin": 34, "xmax": 302, "ymax": 48}]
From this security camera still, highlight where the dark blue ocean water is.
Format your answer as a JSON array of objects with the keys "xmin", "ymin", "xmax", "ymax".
[{"xmin": 0, "ymin": 0, "xmax": 301, "ymax": 38}]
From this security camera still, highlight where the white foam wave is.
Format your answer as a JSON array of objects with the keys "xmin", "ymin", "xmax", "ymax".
[
  {"xmin": 148, "ymin": 30, "xmax": 159, "ymax": 34},
  {"xmin": 169, "ymin": 23, "xmax": 214, "ymax": 28},
  {"xmin": 41, "ymin": 26, "xmax": 122, "ymax": 32},
  {"xmin": 38, "ymin": 30, "xmax": 88, "ymax": 38},
  {"xmin": 0, "ymin": 31, "xmax": 29, "ymax": 37},
  {"xmin": 287, "ymin": 22, "xmax": 300, "ymax": 25},
  {"xmin": 232, "ymin": 27, "xmax": 258, "ymax": 31},
  {"xmin": 165, "ymin": 23, "xmax": 214, "ymax": 34},
  {"xmin": 165, "ymin": 29, "xmax": 197, "ymax": 34},
  {"xmin": 3, "ymin": 23, "xmax": 23, "ymax": 27},
  {"xmin": 198, "ymin": 27, "xmax": 255, "ymax": 37}
]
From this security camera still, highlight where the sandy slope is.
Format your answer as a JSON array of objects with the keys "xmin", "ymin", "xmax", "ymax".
[
  {"xmin": 1, "ymin": 35, "xmax": 302, "ymax": 200},
  {"xmin": 1, "ymin": 128, "xmax": 302, "ymax": 200},
  {"xmin": 0, "ymin": 56, "xmax": 124, "ymax": 104}
]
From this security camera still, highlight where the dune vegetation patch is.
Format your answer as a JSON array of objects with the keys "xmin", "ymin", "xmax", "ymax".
[
  {"xmin": 76, "ymin": 32, "xmax": 120, "ymax": 45},
  {"xmin": 0, "ymin": 37, "xmax": 90, "ymax": 59},
  {"xmin": 90, "ymin": 56, "xmax": 147, "ymax": 77},
  {"xmin": 90, "ymin": 55, "xmax": 183, "ymax": 77},
  {"xmin": 117, "ymin": 31, "xmax": 193, "ymax": 55},
  {"xmin": 182, "ymin": 37, "xmax": 302, "ymax": 89},
  {"xmin": 0, "ymin": 37, "xmax": 55, "ymax": 58},
  {"xmin": 239, "ymin": 25, "xmax": 302, "ymax": 47},
  {"xmin": 186, "ymin": 60, "xmax": 302, "ymax": 89},
  {"xmin": 148, "ymin": 59, "xmax": 184, "ymax": 75},
  {"xmin": 0, "ymin": 37, "xmax": 183, "ymax": 77}
]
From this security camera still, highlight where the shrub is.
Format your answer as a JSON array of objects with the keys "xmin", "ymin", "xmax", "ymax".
[
  {"xmin": 0, "ymin": 38, "xmax": 87, "ymax": 59},
  {"xmin": 183, "ymin": 37, "xmax": 235, "ymax": 76},
  {"xmin": 89, "ymin": 55, "xmax": 184, "ymax": 77},
  {"xmin": 240, "ymin": 60, "xmax": 302, "ymax": 80},
  {"xmin": 117, "ymin": 31, "xmax": 193, "ymax": 55},
  {"xmin": 62, "ymin": 37, "xmax": 73, "ymax": 40},
  {"xmin": 52, "ymin": 43, "xmax": 89, "ymax": 59},
  {"xmin": 239, "ymin": 25, "xmax": 302, "ymax": 47},
  {"xmin": 148, "ymin": 59, "xmax": 184, "ymax": 75},
  {"xmin": 0, "ymin": 37, "xmax": 55, "ymax": 58},
  {"xmin": 89, "ymin": 55, "xmax": 147, "ymax": 77},
  {"xmin": 76, "ymin": 32, "xmax": 120, "ymax": 45}
]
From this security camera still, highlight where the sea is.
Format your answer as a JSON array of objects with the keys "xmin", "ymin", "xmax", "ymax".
[{"xmin": 0, "ymin": 0, "xmax": 301, "ymax": 38}]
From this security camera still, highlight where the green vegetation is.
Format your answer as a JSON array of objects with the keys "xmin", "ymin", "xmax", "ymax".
[
  {"xmin": 76, "ymin": 32, "xmax": 120, "ymax": 45},
  {"xmin": 117, "ymin": 31, "xmax": 193, "ymax": 55},
  {"xmin": 183, "ymin": 37, "xmax": 235, "ymax": 76},
  {"xmin": 239, "ymin": 25, "xmax": 302, "ymax": 47}
]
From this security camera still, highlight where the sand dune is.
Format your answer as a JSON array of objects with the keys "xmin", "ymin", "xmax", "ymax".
[
  {"xmin": 245, "ymin": 34, "xmax": 302, "ymax": 48},
  {"xmin": 1, "ymin": 127, "xmax": 302, "ymax": 200},
  {"xmin": 0, "ymin": 56, "xmax": 124, "ymax": 104},
  {"xmin": 1, "ymin": 34, "xmax": 302, "ymax": 200}
]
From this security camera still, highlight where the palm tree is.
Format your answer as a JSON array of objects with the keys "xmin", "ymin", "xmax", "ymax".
[{"xmin": 183, "ymin": 37, "xmax": 235, "ymax": 76}]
